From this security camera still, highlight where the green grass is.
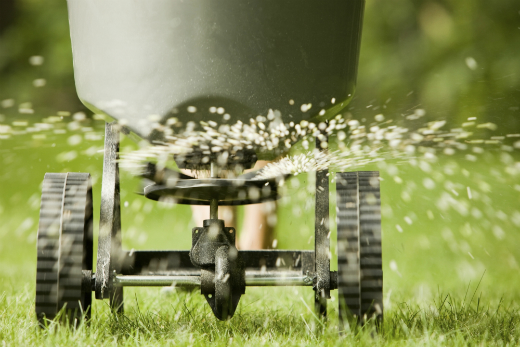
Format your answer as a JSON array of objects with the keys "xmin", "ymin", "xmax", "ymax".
[
  {"xmin": 1, "ymin": 118, "xmax": 520, "ymax": 345},
  {"xmin": 2, "ymin": 286, "xmax": 519, "ymax": 345}
]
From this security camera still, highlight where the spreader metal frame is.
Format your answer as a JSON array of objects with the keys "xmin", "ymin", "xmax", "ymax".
[
  {"xmin": 36, "ymin": 121, "xmax": 382, "ymax": 329},
  {"xmin": 91, "ymin": 122, "xmax": 336, "ymax": 318}
]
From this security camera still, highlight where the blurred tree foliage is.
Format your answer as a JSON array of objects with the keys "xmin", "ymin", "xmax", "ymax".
[
  {"xmin": 0, "ymin": 0, "xmax": 519, "ymax": 131},
  {"xmin": 353, "ymin": 0, "xmax": 520, "ymax": 132},
  {"xmin": 0, "ymin": 0, "xmax": 82, "ymax": 116}
]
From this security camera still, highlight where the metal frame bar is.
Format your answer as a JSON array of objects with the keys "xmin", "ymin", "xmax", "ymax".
[
  {"xmin": 315, "ymin": 135, "xmax": 330, "ymax": 317},
  {"xmin": 120, "ymin": 250, "xmax": 315, "ymax": 275},
  {"xmin": 95, "ymin": 122, "xmax": 123, "ymax": 311},
  {"xmin": 114, "ymin": 271, "xmax": 313, "ymax": 287},
  {"xmin": 93, "ymin": 123, "xmax": 334, "ymax": 318}
]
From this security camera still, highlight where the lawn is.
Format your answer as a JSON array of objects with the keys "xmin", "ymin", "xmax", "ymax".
[{"xmin": 1, "ymin": 117, "xmax": 520, "ymax": 345}]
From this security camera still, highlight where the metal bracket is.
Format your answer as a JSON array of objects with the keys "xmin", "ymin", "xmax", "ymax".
[
  {"xmin": 189, "ymin": 219, "xmax": 236, "ymax": 267},
  {"xmin": 189, "ymin": 218, "xmax": 245, "ymax": 320}
]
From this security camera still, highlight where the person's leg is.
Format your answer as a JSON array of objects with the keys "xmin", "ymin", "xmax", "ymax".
[
  {"xmin": 238, "ymin": 160, "xmax": 275, "ymax": 250},
  {"xmin": 239, "ymin": 201, "xmax": 275, "ymax": 250}
]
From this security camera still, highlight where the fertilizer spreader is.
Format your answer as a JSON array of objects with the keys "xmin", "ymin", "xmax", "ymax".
[{"xmin": 35, "ymin": 0, "xmax": 383, "ymax": 331}]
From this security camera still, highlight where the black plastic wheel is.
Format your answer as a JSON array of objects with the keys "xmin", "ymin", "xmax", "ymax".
[
  {"xmin": 336, "ymin": 171, "xmax": 383, "ymax": 326},
  {"xmin": 35, "ymin": 173, "xmax": 93, "ymax": 326}
]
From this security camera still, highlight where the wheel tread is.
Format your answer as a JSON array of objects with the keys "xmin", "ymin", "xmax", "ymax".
[
  {"xmin": 35, "ymin": 173, "xmax": 93, "ymax": 324},
  {"xmin": 337, "ymin": 171, "xmax": 383, "ymax": 326}
]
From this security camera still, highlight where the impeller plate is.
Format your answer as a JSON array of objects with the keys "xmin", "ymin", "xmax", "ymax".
[{"xmin": 143, "ymin": 177, "xmax": 282, "ymax": 205}]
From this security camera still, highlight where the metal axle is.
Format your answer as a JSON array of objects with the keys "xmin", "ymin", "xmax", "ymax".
[
  {"xmin": 113, "ymin": 271, "xmax": 313, "ymax": 287},
  {"xmin": 210, "ymin": 199, "xmax": 218, "ymax": 220}
]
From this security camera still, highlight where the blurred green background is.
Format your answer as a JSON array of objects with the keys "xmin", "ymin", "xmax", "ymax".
[
  {"xmin": 1, "ymin": 0, "xmax": 520, "ymax": 307},
  {"xmin": 1, "ymin": 0, "xmax": 519, "ymax": 128}
]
